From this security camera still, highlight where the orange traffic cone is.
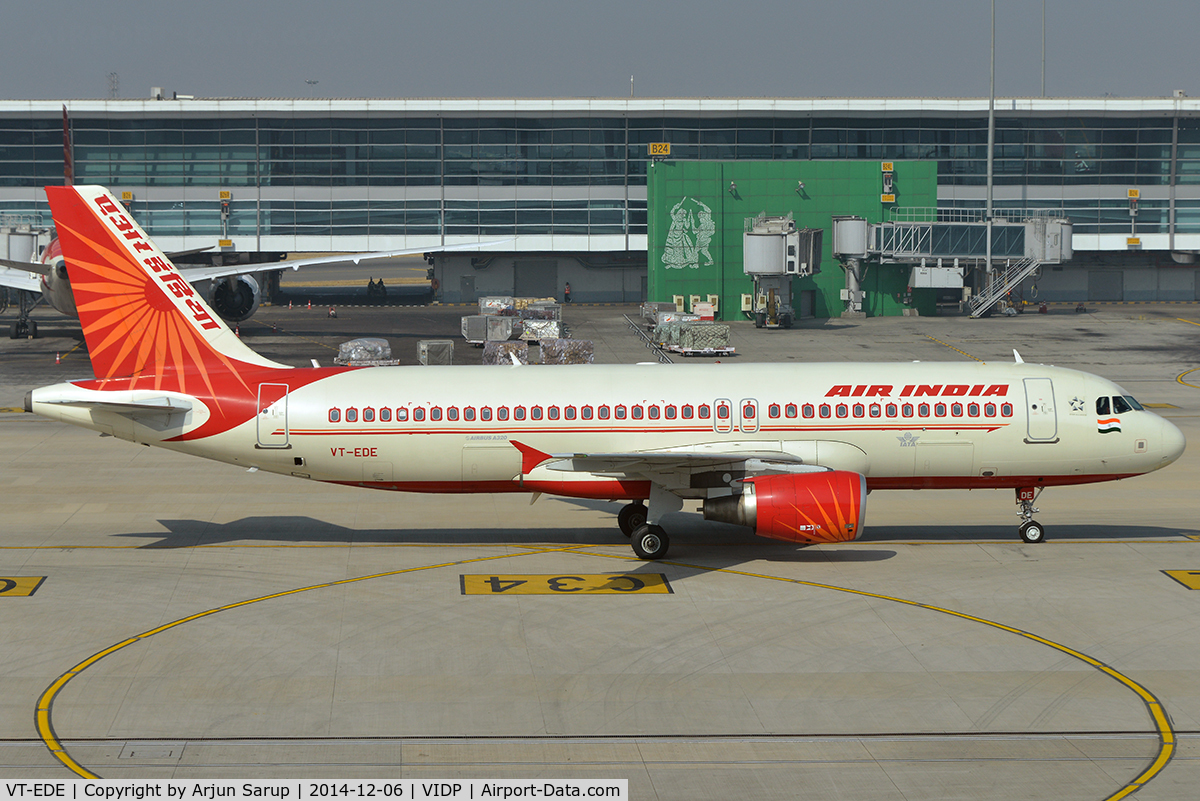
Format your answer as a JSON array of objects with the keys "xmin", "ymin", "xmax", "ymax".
[
  {"xmin": 307, "ymin": 300, "xmax": 312, "ymax": 311},
  {"xmin": 288, "ymin": 300, "xmax": 293, "ymax": 310},
  {"xmin": 55, "ymin": 352, "xmax": 61, "ymax": 365},
  {"xmin": 235, "ymin": 325, "xmax": 240, "ymax": 338}
]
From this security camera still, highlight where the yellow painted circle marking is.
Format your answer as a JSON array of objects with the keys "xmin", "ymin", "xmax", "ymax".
[
  {"xmin": 571, "ymin": 548, "xmax": 1177, "ymax": 801},
  {"xmin": 1177, "ymin": 368, "xmax": 1200, "ymax": 390},
  {"xmin": 35, "ymin": 544, "xmax": 1176, "ymax": 798}
]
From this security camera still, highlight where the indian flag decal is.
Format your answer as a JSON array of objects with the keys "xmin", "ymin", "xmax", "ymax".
[{"xmin": 1097, "ymin": 417, "xmax": 1121, "ymax": 434}]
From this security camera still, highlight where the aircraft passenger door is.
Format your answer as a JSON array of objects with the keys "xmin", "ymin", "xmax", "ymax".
[
  {"xmin": 739, "ymin": 399, "xmax": 759, "ymax": 433},
  {"xmin": 1023, "ymin": 378, "xmax": 1058, "ymax": 442},
  {"xmin": 257, "ymin": 383, "xmax": 289, "ymax": 448},
  {"xmin": 714, "ymin": 399, "xmax": 733, "ymax": 433}
]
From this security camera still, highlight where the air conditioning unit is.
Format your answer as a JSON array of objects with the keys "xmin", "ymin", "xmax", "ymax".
[
  {"xmin": 706, "ymin": 294, "xmax": 720, "ymax": 312},
  {"xmin": 689, "ymin": 294, "xmax": 702, "ymax": 312},
  {"xmin": 673, "ymin": 295, "xmax": 685, "ymax": 312},
  {"xmin": 741, "ymin": 294, "xmax": 753, "ymax": 312}
]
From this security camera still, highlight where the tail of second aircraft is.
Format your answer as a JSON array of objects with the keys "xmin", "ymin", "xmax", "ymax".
[{"xmin": 44, "ymin": 185, "xmax": 285, "ymax": 390}]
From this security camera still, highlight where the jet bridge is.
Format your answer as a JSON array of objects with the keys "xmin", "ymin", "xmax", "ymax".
[{"xmin": 833, "ymin": 210, "xmax": 1072, "ymax": 317}]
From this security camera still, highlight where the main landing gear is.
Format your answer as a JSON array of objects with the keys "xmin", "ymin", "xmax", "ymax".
[
  {"xmin": 1017, "ymin": 487, "xmax": 1046, "ymax": 543},
  {"xmin": 617, "ymin": 501, "xmax": 670, "ymax": 560}
]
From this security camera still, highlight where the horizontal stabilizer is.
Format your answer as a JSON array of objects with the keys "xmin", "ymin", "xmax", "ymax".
[{"xmin": 40, "ymin": 396, "xmax": 192, "ymax": 416}]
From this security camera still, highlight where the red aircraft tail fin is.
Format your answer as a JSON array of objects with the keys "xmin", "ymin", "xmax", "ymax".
[{"xmin": 44, "ymin": 185, "xmax": 284, "ymax": 385}]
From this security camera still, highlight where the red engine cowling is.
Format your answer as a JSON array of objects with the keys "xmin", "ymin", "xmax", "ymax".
[{"xmin": 703, "ymin": 471, "xmax": 866, "ymax": 543}]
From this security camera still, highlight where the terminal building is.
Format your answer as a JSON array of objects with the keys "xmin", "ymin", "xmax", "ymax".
[{"xmin": 2, "ymin": 96, "xmax": 1199, "ymax": 316}]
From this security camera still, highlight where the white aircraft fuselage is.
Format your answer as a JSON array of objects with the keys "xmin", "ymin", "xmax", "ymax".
[{"xmin": 24, "ymin": 185, "xmax": 1187, "ymax": 559}]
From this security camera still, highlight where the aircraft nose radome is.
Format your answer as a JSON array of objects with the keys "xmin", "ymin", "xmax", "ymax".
[{"xmin": 1161, "ymin": 417, "xmax": 1186, "ymax": 466}]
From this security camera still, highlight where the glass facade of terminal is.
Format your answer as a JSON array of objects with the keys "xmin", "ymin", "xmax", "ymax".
[{"xmin": 2, "ymin": 108, "xmax": 1200, "ymax": 239}]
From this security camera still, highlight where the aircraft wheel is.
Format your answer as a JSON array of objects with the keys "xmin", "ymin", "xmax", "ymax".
[
  {"xmin": 780, "ymin": 313, "xmax": 793, "ymax": 329},
  {"xmin": 27, "ymin": 320, "xmax": 37, "ymax": 338},
  {"xmin": 617, "ymin": 502, "xmax": 648, "ymax": 538},
  {"xmin": 1019, "ymin": 520, "xmax": 1046, "ymax": 544},
  {"xmin": 631, "ymin": 525, "xmax": 670, "ymax": 560},
  {"xmin": 9, "ymin": 322, "xmax": 18, "ymax": 339},
  {"xmin": 754, "ymin": 313, "xmax": 765, "ymax": 329}
]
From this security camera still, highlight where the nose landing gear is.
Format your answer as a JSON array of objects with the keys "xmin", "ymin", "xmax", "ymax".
[{"xmin": 1017, "ymin": 487, "xmax": 1045, "ymax": 543}]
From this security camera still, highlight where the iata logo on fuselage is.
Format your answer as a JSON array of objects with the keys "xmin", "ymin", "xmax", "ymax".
[{"xmin": 825, "ymin": 384, "xmax": 1009, "ymax": 398}]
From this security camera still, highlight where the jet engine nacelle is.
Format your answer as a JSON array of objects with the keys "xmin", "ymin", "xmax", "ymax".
[
  {"xmin": 703, "ymin": 470, "xmax": 866, "ymax": 543},
  {"xmin": 206, "ymin": 274, "xmax": 260, "ymax": 323}
]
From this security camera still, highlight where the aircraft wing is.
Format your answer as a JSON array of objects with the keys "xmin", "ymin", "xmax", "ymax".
[
  {"xmin": 177, "ymin": 239, "xmax": 514, "ymax": 283},
  {"xmin": 0, "ymin": 264, "xmax": 42, "ymax": 293},
  {"xmin": 513, "ymin": 441, "xmax": 830, "ymax": 493}
]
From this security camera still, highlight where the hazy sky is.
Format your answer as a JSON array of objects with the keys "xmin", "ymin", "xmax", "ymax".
[{"xmin": 7, "ymin": 0, "xmax": 1198, "ymax": 100}]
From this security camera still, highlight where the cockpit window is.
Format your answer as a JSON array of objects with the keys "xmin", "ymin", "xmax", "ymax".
[
  {"xmin": 1123, "ymin": 395, "xmax": 1144, "ymax": 411},
  {"xmin": 1112, "ymin": 396, "xmax": 1133, "ymax": 414},
  {"xmin": 1096, "ymin": 397, "xmax": 1110, "ymax": 415}
]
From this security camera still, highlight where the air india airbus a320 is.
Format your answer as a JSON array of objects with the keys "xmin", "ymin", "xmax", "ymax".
[{"xmin": 25, "ymin": 186, "xmax": 1186, "ymax": 559}]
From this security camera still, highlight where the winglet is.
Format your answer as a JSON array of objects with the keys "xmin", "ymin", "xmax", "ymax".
[
  {"xmin": 1013, "ymin": 349, "xmax": 1024, "ymax": 364},
  {"xmin": 510, "ymin": 440, "xmax": 552, "ymax": 474}
]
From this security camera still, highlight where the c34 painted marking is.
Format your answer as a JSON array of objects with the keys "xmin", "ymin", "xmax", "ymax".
[
  {"xmin": 0, "ymin": 577, "xmax": 47, "ymax": 597},
  {"xmin": 460, "ymin": 573, "xmax": 672, "ymax": 595},
  {"xmin": 1162, "ymin": 570, "xmax": 1200, "ymax": 590}
]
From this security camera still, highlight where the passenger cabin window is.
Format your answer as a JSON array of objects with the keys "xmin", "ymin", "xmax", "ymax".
[
  {"xmin": 717, "ymin": 405, "xmax": 730, "ymax": 420},
  {"xmin": 869, "ymin": 404, "xmax": 881, "ymax": 418},
  {"xmin": 967, "ymin": 403, "xmax": 979, "ymax": 417},
  {"xmin": 497, "ymin": 407, "xmax": 509, "ymax": 421},
  {"xmin": 819, "ymin": 404, "xmax": 831, "ymax": 419},
  {"xmin": 396, "ymin": 408, "xmax": 408, "ymax": 422},
  {"xmin": 682, "ymin": 404, "xmax": 694, "ymax": 419},
  {"xmin": 363, "ymin": 407, "xmax": 375, "ymax": 423},
  {"xmin": 1001, "ymin": 403, "xmax": 1014, "ymax": 417},
  {"xmin": 1097, "ymin": 397, "xmax": 1110, "ymax": 415},
  {"xmin": 836, "ymin": 404, "xmax": 848, "ymax": 419},
  {"xmin": 665, "ymin": 405, "xmax": 677, "ymax": 419},
  {"xmin": 698, "ymin": 405, "xmax": 711, "ymax": 419},
  {"xmin": 430, "ymin": 407, "xmax": 442, "ymax": 422},
  {"xmin": 599, "ymin": 405, "xmax": 610, "ymax": 420},
  {"xmin": 615, "ymin": 405, "xmax": 627, "ymax": 419},
  {"xmin": 885, "ymin": 403, "xmax": 898, "ymax": 417},
  {"xmin": 547, "ymin": 406, "xmax": 559, "ymax": 420},
  {"xmin": 328, "ymin": 409, "xmax": 341, "ymax": 423},
  {"xmin": 918, "ymin": 403, "xmax": 930, "ymax": 417},
  {"xmin": 802, "ymin": 404, "xmax": 814, "ymax": 419},
  {"xmin": 380, "ymin": 408, "xmax": 391, "ymax": 423},
  {"xmin": 514, "ymin": 406, "xmax": 526, "ymax": 421},
  {"xmin": 413, "ymin": 408, "xmax": 425, "ymax": 422},
  {"xmin": 464, "ymin": 407, "xmax": 476, "ymax": 422},
  {"xmin": 901, "ymin": 403, "xmax": 914, "ymax": 418},
  {"xmin": 581, "ymin": 405, "xmax": 593, "ymax": 420},
  {"xmin": 632, "ymin": 406, "xmax": 644, "ymax": 420},
  {"xmin": 531, "ymin": 406, "xmax": 543, "ymax": 420},
  {"xmin": 984, "ymin": 403, "xmax": 996, "ymax": 417},
  {"xmin": 480, "ymin": 407, "xmax": 491, "ymax": 421},
  {"xmin": 852, "ymin": 404, "xmax": 864, "ymax": 418},
  {"xmin": 565, "ymin": 406, "xmax": 577, "ymax": 420},
  {"xmin": 934, "ymin": 403, "xmax": 947, "ymax": 417},
  {"xmin": 787, "ymin": 404, "xmax": 799, "ymax": 418},
  {"xmin": 346, "ymin": 408, "xmax": 358, "ymax": 423},
  {"xmin": 447, "ymin": 407, "xmax": 458, "ymax": 421},
  {"xmin": 768, "ymin": 404, "xmax": 781, "ymax": 419},
  {"xmin": 742, "ymin": 404, "xmax": 755, "ymax": 419},
  {"xmin": 648, "ymin": 406, "xmax": 659, "ymax": 419}
]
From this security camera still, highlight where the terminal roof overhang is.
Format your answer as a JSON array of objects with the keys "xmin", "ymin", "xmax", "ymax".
[{"xmin": 2, "ymin": 97, "xmax": 1199, "ymax": 116}]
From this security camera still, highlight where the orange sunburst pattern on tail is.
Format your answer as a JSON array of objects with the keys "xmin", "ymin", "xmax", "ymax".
[
  {"xmin": 44, "ymin": 186, "xmax": 276, "ymax": 395},
  {"xmin": 748, "ymin": 471, "xmax": 866, "ymax": 543}
]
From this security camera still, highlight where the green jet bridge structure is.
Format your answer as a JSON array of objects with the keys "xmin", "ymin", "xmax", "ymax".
[{"xmin": 832, "ymin": 209, "xmax": 1073, "ymax": 317}]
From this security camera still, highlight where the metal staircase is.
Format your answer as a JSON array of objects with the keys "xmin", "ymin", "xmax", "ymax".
[{"xmin": 967, "ymin": 257, "xmax": 1041, "ymax": 317}]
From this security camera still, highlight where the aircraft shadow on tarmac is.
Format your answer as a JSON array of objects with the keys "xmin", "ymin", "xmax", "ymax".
[{"xmin": 117, "ymin": 512, "xmax": 897, "ymax": 565}]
